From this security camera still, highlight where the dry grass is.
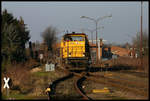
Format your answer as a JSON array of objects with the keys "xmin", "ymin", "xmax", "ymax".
[
  {"xmin": 2, "ymin": 64, "xmax": 33, "ymax": 93},
  {"xmin": 24, "ymin": 58, "xmax": 40, "ymax": 69},
  {"xmin": 101, "ymin": 55, "xmax": 149, "ymax": 73},
  {"xmin": 1, "ymin": 58, "xmax": 67, "ymax": 100},
  {"xmin": 142, "ymin": 56, "xmax": 149, "ymax": 72},
  {"xmin": 103, "ymin": 56, "xmax": 149, "ymax": 73},
  {"xmin": 1, "ymin": 59, "xmax": 40, "ymax": 95}
]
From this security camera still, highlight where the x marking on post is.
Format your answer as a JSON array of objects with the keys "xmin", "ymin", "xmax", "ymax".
[{"xmin": 3, "ymin": 77, "xmax": 10, "ymax": 89}]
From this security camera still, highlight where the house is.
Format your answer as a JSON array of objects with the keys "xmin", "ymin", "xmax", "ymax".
[{"xmin": 110, "ymin": 46, "xmax": 130, "ymax": 57}]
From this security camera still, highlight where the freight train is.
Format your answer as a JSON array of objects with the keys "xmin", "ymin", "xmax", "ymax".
[{"xmin": 60, "ymin": 32, "xmax": 91, "ymax": 70}]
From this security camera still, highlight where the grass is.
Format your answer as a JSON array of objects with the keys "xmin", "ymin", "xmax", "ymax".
[
  {"xmin": 31, "ymin": 66, "xmax": 63, "ymax": 80},
  {"xmin": 110, "ymin": 96, "xmax": 127, "ymax": 100},
  {"xmin": 2, "ymin": 93, "xmax": 48, "ymax": 100},
  {"xmin": 1, "ymin": 59, "xmax": 63, "ymax": 100},
  {"xmin": 32, "ymin": 70, "xmax": 58, "ymax": 78},
  {"xmin": 104, "ymin": 93, "xmax": 127, "ymax": 100},
  {"xmin": 102, "ymin": 56, "xmax": 149, "ymax": 72},
  {"xmin": 33, "ymin": 71, "xmax": 51, "ymax": 77},
  {"xmin": 2, "ymin": 93, "xmax": 31, "ymax": 100}
]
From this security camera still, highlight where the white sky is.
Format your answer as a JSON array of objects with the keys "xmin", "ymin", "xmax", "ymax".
[{"xmin": 2, "ymin": 1, "xmax": 149, "ymax": 44}]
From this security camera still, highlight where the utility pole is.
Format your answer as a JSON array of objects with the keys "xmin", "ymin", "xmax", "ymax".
[
  {"xmin": 140, "ymin": 1, "xmax": 143, "ymax": 70},
  {"xmin": 80, "ymin": 15, "xmax": 112, "ymax": 63}
]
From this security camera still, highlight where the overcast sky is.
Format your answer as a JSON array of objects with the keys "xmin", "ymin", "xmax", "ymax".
[{"xmin": 2, "ymin": 1, "xmax": 149, "ymax": 44}]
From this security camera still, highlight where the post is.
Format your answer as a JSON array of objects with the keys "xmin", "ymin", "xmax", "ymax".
[
  {"xmin": 96, "ymin": 22, "xmax": 98, "ymax": 63},
  {"xmin": 3, "ymin": 77, "xmax": 10, "ymax": 97},
  {"xmin": 140, "ymin": 1, "xmax": 143, "ymax": 70},
  {"xmin": 80, "ymin": 15, "xmax": 112, "ymax": 64},
  {"xmin": 100, "ymin": 39, "xmax": 103, "ymax": 62},
  {"xmin": 91, "ymin": 32, "xmax": 93, "ymax": 44},
  {"xmin": 61, "ymin": 47, "xmax": 63, "ymax": 65},
  {"xmin": 6, "ymin": 87, "xmax": 9, "ymax": 97},
  {"xmin": 98, "ymin": 39, "xmax": 100, "ymax": 61}
]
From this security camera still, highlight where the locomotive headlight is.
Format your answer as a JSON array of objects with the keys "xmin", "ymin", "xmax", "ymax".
[
  {"xmin": 83, "ymin": 53, "xmax": 85, "ymax": 56},
  {"xmin": 69, "ymin": 53, "xmax": 71, "ymax": 57}
]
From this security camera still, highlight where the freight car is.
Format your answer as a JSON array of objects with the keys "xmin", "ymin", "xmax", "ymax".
[{"xmin": 60, "ymin": 32, "xmax": 91, "ymax": 70}]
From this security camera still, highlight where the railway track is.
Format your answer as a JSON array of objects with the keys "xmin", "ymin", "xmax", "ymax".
[
  {"xmin": 89, "ymin": 72, "xmax": 148, "ymax": 89},
  {"xmin": 71, "ymin": 69, "xmax": 148, "ymax": 98},
  {"xmin": 47, "ymin": 73, "xmax": 74, "ymax": 100},
  {"xmin": 87, "ymin": 73, "xmax": 148, "ymax": 97},
  {"xmin": 116, "ymin": 70, "xmax": 149, "ymax": 78},
  {"xmin": 46, "ymin": 67, "xmax": 91, "ymax": 100},
  {"xmin": 74, "ymin": 73, "xmax": 92, "ymax": 100},
  {"xmin": 46, "ymin": 66, "xmax": 148, "ymax": 100}
]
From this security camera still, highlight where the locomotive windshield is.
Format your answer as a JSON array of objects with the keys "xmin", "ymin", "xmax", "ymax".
[
  {"xmin": 64, "ymin": 36, "xmax": 84, "ymax": 41},
  {"xmin": 71, "ymin": 36, "xmax": 84, "ymax": 41}
]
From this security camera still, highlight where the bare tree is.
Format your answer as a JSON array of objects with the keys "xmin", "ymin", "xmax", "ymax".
[
  {"xmin": 41, "ymin": 26, "xmax": 58, "ymax": 52},
  {"xmin": 132, "ymin": 30, "xmax": 149, "ymax": 56}
]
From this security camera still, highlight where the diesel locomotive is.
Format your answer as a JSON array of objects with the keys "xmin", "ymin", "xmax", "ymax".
[{"xmin": 60, "ymin": 32, "xmax": 91, "ymax": 70}]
